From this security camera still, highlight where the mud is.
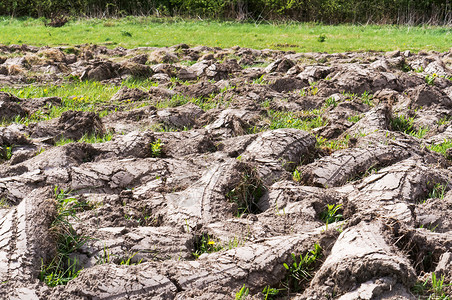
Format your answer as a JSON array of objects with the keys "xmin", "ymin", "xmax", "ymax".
[{"xmin": 0, "ymin": 43, "xmax": 451, "ymax": 299}]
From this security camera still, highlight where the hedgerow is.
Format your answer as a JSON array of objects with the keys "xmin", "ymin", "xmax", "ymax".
[{"xmin": 1, "ymin": 0, "xmax": 451, "ymax": 25}]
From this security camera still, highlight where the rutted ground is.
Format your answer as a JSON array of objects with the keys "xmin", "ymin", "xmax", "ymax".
[{"xmin": 0, "ymin": 43, "xmax": 451, "ymax": 299}]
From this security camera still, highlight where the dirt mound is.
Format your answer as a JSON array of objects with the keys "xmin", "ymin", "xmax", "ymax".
[
  {"xmin": 0, "ymin": 92, "xmax": 29, "ymax": 121},
  {"xmin": 30, "ymin": 110, "xmax": 105, "ymax": 141},
  {"xmin": 1, "ymin": 45, "xmax": 452, "ymax": 299},
  {"xmin": 110, "ymin": 86, "xmax": 151, "ymax": 103}
]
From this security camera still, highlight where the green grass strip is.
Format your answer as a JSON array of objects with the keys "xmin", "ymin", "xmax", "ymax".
[{"xmin": 0, "ymin": 17, "xmax": 450, "ymax": 53}]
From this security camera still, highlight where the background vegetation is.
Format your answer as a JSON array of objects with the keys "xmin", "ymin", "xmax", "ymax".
[{"xmin": 1, "ymin": 0, "xmax": 451, "ymax": 25}]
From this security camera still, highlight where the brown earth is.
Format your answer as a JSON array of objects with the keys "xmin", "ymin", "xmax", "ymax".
[{"xmin": 0, "ymin": 43, "xmax": 451, "ymax": 299}]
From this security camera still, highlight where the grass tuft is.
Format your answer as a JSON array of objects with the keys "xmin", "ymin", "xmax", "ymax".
[
  {"xmin": 428, "ymin": 139, "xmax": 452, "ymax": 157},
  {"xmin": 316, "ymin": 135, "xmax": 350, "ymax": 152},
  {"xmin": 412, "ymin": 273, "xmax": 451, "ymax": 299},
  {"xmin": 390, "ymin": 114, "xmax": 429, "ymax": 138},
  {"xmin": 347, "ymin": 114, "xmax": 363, "ymax": 123},
  {"xmin": 39, "ymin": 188, "xmax": 92, "ymax": 286},
  {"xmin": 0, "ymin": 197, "xmax": 10, "ymax": 208},
  {"xmin": 391, "ymin": 114, "xmax": 414, "ymax": 132},
  {"xmin": 267, "ymin": 110, "xmax": 326, "ymax": 131},
  {"xmin": 226, "ymin": 168, "xmax": 266, "ymax": 217},
  {"xmin": 281, "ymin": 244, "xmax": 322, "ymax": 293},
  {"xmin": 428, "ymin": 183, "xmax": 448, "ymax": 200},
  {"xmin": 55, "ymin": 132, "xmax": 114, "ymax": 146}
]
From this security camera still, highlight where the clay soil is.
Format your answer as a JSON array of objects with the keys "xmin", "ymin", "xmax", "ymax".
[{"xmin": 0, "ymin": 43, "xmax": 451, "ymax": 299}]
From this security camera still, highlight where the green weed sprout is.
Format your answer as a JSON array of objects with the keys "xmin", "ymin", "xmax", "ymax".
[
  {"xmin": 283, "ymin": 244, "xmax": 322, "ymax": 292},
  {"xmin": 120, "ymin": 252, "xmax": 143, "ymax": 265},
  {"xmin": 325, "ymin": 96, "xmax": 337, "ymax": 108},
  {"xmin": 263, "ymin": 285, "xmax": 280, "ymax": 299},
  {"xmin": 360, "ymin": 91, "xmax": 373, "ymax": 106},
  {"xmin": 252, "ymin": 75, "xmax": 267, "ymax": 85},
  {"xmin": 235, "ymin": 284, "xmax": 249, "ymax": 300},
  {"xmin": 192, "ymin": 234, "xmax": 223, "ymax": 259},
  {"xmin": 320, "ymin": 204, "xmax": 343, "ymax": 224},
  {"xmin": 425, "ymin": 73, "xmax": 437, "ymax": 86},
  {"xmin": 428, "ymin": 183, "xmax": 448, "ymax": 200},
  {"xmin": 293, "ymin": 169, "xmax": 301, "ymax": 182},
  {"xmin": 96, "ymin": 244, "xmax": 112, "ymax": 264},
  {"xmin": 150, "ymin": 139, "xmax": 163, "ymax": 157},
  {"xmin": 0, "ymin": 197, "xmax": 10, "ymax": 208},
  {"xmin": 347, "ymin": 114, "xmax": 362, "ymax": 123},
  {"xmin": 0, "ymin": 146, "xmax": 13, "ymax": 160},
  {"xmin": 412, "ymin": 272, "xmax": 451, "ymax": 299}
]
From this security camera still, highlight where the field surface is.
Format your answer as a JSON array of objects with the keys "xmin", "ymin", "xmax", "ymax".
[{"xmin": 0, "ymin": 17, "xmax": 452, "ymax": 300}]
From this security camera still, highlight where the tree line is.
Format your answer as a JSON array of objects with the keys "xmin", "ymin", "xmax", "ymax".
[{"xmin": 1, "ymin": 0, "xmax": 451, "ymax": 25}]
